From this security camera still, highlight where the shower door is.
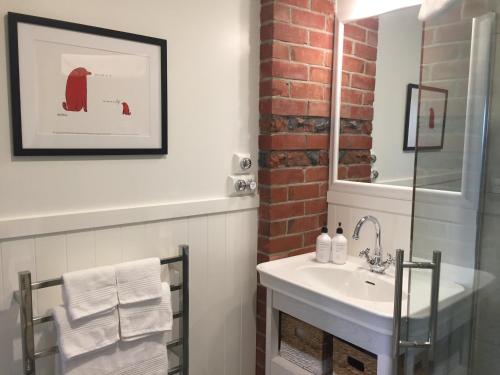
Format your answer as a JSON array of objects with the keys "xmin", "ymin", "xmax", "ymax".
[{"xmin": 393, "ymin": 2, "xmax": 497, "ymax": 374}]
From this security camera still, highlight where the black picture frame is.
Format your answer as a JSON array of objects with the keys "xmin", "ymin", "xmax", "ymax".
[
  {"xmin": 403, "ymin": 83, "xmax": 448, "ymax": 151},
  {"xmin": 8, "ymin": 12, "xmax": 168, "ymax": 156}
]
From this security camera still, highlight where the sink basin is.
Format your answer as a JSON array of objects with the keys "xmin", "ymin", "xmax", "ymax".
[
  {"xmin": 257, "ymin": 253, "xmax": 469, "ymax": 335},
  {"xmin": 296, "ymin": 265, "xmax": 402, "ymax": 303}
]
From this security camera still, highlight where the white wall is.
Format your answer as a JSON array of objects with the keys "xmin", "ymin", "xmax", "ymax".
[
  {"xmin": 0, "ymin": 0, "xmax": 259, "ymax": 223},
  {"xmin": 0, "ymin": 1, "xmax": 260, "ymax": 374},
  {"xmin": 371, "ymin": 6, "xmax": 421, "ymax": 185}
]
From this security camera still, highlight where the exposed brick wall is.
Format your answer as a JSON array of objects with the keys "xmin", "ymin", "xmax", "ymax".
[
  {"xmin": 257, "ymin": 1, "xmax": 334, "ymax": 374},
  {"xmin": 338, "ymin": 18, "xmax": 378, "ymax": 182}
]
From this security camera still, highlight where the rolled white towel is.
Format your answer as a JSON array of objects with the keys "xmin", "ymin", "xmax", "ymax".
[
  {"xmin": 119, "ymin": 282, "xmax": 173, "ymax": 341},
  {"xmin": 62, "ymin": 266, "xmax": 118, "ymax": 320},
  {"xmin": 61, "ymin": 333, "xmax": 168, "ymax": 375},
  {"xmin": 53, "ymin": 306, "xmax": 119, "ymax": 361},
  {"xmin": 115, "ymin": 258, "xmax": 162, "ymax": 304}
]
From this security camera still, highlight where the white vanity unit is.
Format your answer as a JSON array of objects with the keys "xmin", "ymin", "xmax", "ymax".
[{"xmin": 257, "ymin": 253, "xmax": 489, "ymax": 375}]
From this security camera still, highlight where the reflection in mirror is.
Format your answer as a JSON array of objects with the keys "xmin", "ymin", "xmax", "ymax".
[{"xmin": 338, "ymin": 7, "xmax": 423, "ymax": 186}]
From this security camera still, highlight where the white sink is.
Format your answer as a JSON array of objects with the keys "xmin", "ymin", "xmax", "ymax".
[
  {"xmin": 257, "ymin": 253, "xmax": 468, "ymax": 335},
  {"xmin": 258, "ymin": 253, "xmax": 494, "ymax": 375}
]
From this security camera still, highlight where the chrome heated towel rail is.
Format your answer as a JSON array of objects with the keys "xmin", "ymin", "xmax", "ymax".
[{"xmin": 14, "ymin": 245, "xmax": 190, "ymax": 375}]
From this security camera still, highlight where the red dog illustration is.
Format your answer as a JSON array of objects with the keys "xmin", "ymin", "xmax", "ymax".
[
  {"xmin": 122, "ymin": 102, "xmax": 132, "ymax": 116},
  {"xmin": 62, "ymin": 67, "xmax": 91, "ymax": 112}
]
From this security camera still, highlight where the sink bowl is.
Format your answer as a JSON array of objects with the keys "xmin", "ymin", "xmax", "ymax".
[{"xmin": 296, "ymin": 265, "xmax": 403, "ymax": 303}]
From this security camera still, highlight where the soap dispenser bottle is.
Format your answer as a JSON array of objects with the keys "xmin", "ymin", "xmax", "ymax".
[
  {"xmin": 315, "ymin": 227, "xmax": 331, "ymax": 263},
  {"xmin": 331, "ymin": 222, "xmax": 347, "ymax": 265}
]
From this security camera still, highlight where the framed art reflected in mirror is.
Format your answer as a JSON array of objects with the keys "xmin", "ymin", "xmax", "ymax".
[{"xmin": 403, "ymin": 84, "xmax": 448, "ymax": 151}]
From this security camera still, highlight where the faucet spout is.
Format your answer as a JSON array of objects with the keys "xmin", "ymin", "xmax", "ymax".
[{"xmin": 352, "ymin": 215, "xmax": 382, "ymax": 256}]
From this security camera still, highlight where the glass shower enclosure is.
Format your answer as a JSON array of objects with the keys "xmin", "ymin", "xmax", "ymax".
[{"xmin": 393, "ymin": 0, "xmax": 500, "ymax": 374}]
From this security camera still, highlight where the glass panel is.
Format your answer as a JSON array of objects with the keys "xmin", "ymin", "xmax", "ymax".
[{"xmin": 404, "ymin": 1, "xmax": 497, "ymax": 374}]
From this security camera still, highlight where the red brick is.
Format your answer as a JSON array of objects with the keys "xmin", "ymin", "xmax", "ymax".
[
  {"xmin": 271, "ymin": 98, "xmax": 308, "ymax": 116},
  {"xmin": 365, "ymin": 61, "xmax": 376, "ymax": 76},
  {"xmin": 289, "ymin": 184, "xmax": 320, "ymax": 200},
  {"xmin": 257, "ymin": 316, "xmax": 266, "ymax": 334},
  {"xmin": 351, "ymin": 106, "xmax": 374, "ymax": 121},
  {"xmin": 290, "ymin": 82, "xmax": 323, "ymax": 100},
  {"xmin": 339, "ymin": 134, "xmax": 372, "ymax": 149},
  {"xmin": 305, "ymin": 166, "xmax": 329, "ymax": 181},
  {"xmin": 308, "ymin": 101, "xmax": 330, "ymax": 117},
  {"xmin": 363, "ymin": 92, "xmax": 374, "ymax": 105},
  {"xmin": 356, "ymin": 17, "xmax": 379, "ymax": 31},
  {"xmin": 259, "ymin": 98, "xmax": 272, "ymax": 114},
  {"xmin": 272, "ymin": 60, "xmax": 308, "ymax": 80},
  {"xmin": 324, "ymin": 51, "xmax": 333, "ymax": 67},
  {"xmin": 278, "ymin": 0, "xmax": 309, "ymax": 8},
  {"xmin": 305, "ymin": 198, "xmax": 327, "ymax": 214},
  {"xmin": 343, "ymin": 39, "xmax": 353, "ymax": 54},
  {"xmin": 260, "ymin": 23, "xmax": 273, "ymax": 41},
  {"xmin": 351, "ymin": 74, "xmax": 375, "ymax": 90},
  {"xmin": 261, "ymin": 43, "xmax": 289, "ymax": 61},
  {"xmin": 310, "ymin": 67, "xmax": 331, "ymax": 84},
  {"xmin": 354, "ymin": 43, "xmax": 377, "ymax": 61},
  {"xmin": 338, "ymin": 165, "xmax": 347, "ymax": 179},
  {"xmin": 311, "ymin": 0, "xmax": 333, "ymax": 14},
  {"xmin": 326, "ymin": 17, "xmax": 334, "ymax": 33},
  {"xmin": 261, "ymin": 168, "xmax": 305, "ymax": 185},
  {"xmin": 324, "ymin": 86, "xmax": 332, "ymax": 101},
  {"xmin": 257, "ymin": 250, "xmax": 287, "ymax": 263},
  {"xmin": 268, "ymin": 201, "xmax": 305, "ymax": 220},
  {"xmin": 259, "ymin": 134, "xmax": 307, "ymax": 150},
  {"xmin": 291, "ymin": 46, "xmax": 324, "ymax": 65},
  {"xmin": 259, "ymin": 80, "xmax": 289, "ymax": 98},
  {"xmin": 257, "ymin": 284, "xmax": 266, "ymax": 302},
  {"xmin": 344, "ymin": 24, "xmax": 366, "ymax": 42},
  {"xmin": 319, "ymin": 181, "xmax": 328, "ymax": 196},
  {"xmin": 342, "ymin": 88, "xmax": 363, "ymax": 104},
  {"xmin": 274, "ymin": 23, "xmax": 308, "ymax": 44},
  {"xmin": 310, "ymin": 31, "xmax": 333, "ymax": 49},
  {"xmin": 347, "ymin": 164, "xmax": 371, "ymax": 179},
  {"xmin": 256, "ymin": 332, "xmax": 266, "ymax": 352},
  {"xmin": 292, "ymin": 9, "xmax": 325, "ymax": 29},
  {"xmin": 266, "ymin": 234, "xmax": 303, "ymax": 252},
  {"xmin": 270, "ymin": 221, "xmax": 287, "ymax": 236},
  {"xmin": 261, "ymin": 3, "xmax": 291, "ymax": 23},
  {"xmin": 304, "ymin": 229, "xmax": 319, "ymax": 246},
  {"xmin": 260, "ymin": 61, "xmax": 272, "ymax": 79},
  {"xmin": 289, "ymin": 246, "xmax": 316, "ymax": 257},
  {"xmin": 343, "ymin": 55, "xmax": 364, "ymax": 73},
  {"xmin": 288, "ymin": 216, "xmax": 319, "ymax": 233},
  {"xmin": 306, "ymin": 134, "xmax": 329, "ymax": 149},
  {"xmin": 367, "ymin": 31, "xmax": 378, "ymax": 47},
  {"xmin": 342, "ymin": 72, "xmax": 350, "ymax": 86},
  {"xmin": 260, "ymin": 186, "xmax": 288, "ymax": 203}
]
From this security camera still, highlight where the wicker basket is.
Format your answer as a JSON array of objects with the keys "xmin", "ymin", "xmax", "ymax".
[
  {"xmin": 280, "ymin": 313, "xmax": 333, "ymax": 374},
  {"xmin": 332, "ymin": 337, "xmax": 377, "ymax": 375}
]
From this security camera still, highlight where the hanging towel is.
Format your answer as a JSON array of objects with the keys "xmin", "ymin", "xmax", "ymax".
[
  {"xmin": 115, "ymin": 258, "xmax": 162, "ymax": 304},
  {"xmin": 62, "ymin": 266, "xmax": 118, "ymax": 320},
  {"xmin": 61, "ymin": 333, "xmax": 168, "ymax": 375},
  {"xmin": 419, "ymin": 0, "xmax": 461, "ymax": 21},
  {"xmin": 119, "ymin": 282, "xmax": 173, "ymax": 341},
  {"xmin": 53, "ymin": 306, "xmax": 120, "ymax": 361}
]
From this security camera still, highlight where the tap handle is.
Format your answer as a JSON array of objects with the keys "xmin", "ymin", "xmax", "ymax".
[{"xmin": 359, "ymin": 248, "xmax": 370, "ymax": 257}]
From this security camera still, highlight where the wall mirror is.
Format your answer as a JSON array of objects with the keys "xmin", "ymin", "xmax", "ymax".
[{"xmin": 331, "ymin": 1, "xmax": 484, "ymax": 198}]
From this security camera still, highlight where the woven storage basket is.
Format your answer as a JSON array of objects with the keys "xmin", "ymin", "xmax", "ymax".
[
  {"xmin": 332, "ymin": 337, "xmax": 377, "ymax": 375},
  {"xmin": 280, "ymin": 313, "xmax": 333, "ymax": 374}
]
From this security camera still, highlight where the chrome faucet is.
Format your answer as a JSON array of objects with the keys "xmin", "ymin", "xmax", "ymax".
[{"xmin": 352, "ymin": 215, "xmax": 393, "ymax": 274}]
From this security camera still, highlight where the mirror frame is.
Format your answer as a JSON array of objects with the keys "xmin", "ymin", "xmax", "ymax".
[{"xmin": 327, "ymin": 1, "xmax": 489, "ymax": 212}]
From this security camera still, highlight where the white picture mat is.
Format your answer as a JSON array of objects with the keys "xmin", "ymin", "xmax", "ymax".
[{"xmin": 17, "ymin": 22, "xmax": 163, "ymax": 149}]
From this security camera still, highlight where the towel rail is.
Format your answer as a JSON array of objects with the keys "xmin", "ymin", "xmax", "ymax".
[{"xmin": 15, "ymin": 245, "xmax": 189, "ymax": 375}]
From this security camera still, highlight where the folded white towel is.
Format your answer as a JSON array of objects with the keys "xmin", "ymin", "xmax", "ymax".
[
  {"xmin": 62, "ymin": 333, "xmax": 168, "ymax": 375},
  {"xmin": 53, "ymin": 306, "xmax": 120, "ymax": 361},
  {"xmin": 119, "ymin": 283, "xmax": 173, "ymax": 341},
  {"xmin": 115, "ymin": 258, "xmax": 162, "ymax": 304},
  {"xmin": 62, "ymin": 266, "xmax": 118, "ymax": 320}
]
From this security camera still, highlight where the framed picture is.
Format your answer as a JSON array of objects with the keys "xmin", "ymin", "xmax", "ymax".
[
  {"xmin": 8, "ymin": 12, "xmax": 167, "ymax": 156},
  {"xmin": 403, "ymin": 83, "xmax": 448, "ymax": 151}
]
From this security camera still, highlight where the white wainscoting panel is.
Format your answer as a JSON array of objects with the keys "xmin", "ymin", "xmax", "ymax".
[{"xmin": 0, "ymin": 208, "xmax": 257, "ymax": 375}]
